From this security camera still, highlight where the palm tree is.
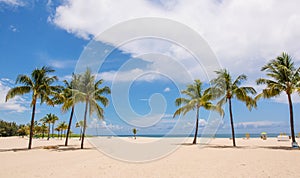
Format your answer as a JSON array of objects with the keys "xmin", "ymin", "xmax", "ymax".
[
  {"xmin": 40, "ymin": 123, "xmax": 48, "ymax": 139},
  {"xmin": 33, "ymin": 121, "xmax": 40, "ymax": 138},
  {"xmin": 17, "ymin": 125, "xmax": 29, "ymax": 138},
  {"xmin": 5, "ymin": 66, "xmax": 59, "ymax": 149},
  {"xmin": 40, "ymin": 114, "xmax": 52, "ymax": 140},
  {"xmin": 76, "ymin": 120, "xmax": 84, "ymax": 140},
  {"xmin": 55, "ymin": 127, "xmax": 60, "ymax": 139},
  {"xmin": 132, "ymin": 128, "xmax": 137, "ymax": 139},
  {"xmin": 74, "ymin": 69, "xmax": 110, "ymax": 149},
  {"xmin": 62, "ymin": 122, "xmax": 68, "ymax": 137},
  {"xmin": 50, "ymin": 114, "xmax": 59, "ymax": 138},
  {"xmin": 54, "ymin": 74, "xmax": 81, "ymax": 146},
  {"xmin": 256, "ymin": 52, "xmax": 300, "ymax": 147},
  {"xmin": 211, "ymin": 69, "xmax": 256, "ymax": 147},
  {"xmin": 57, "ymin": 122, "xmax": 68, "ymax": 139},
  {"xmin": 173, "ymin": 80, "xmax": 224, "ymax": 144}
]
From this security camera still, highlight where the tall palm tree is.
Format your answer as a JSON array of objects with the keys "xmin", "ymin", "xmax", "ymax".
[
  {"xmin": 5, "ymin": 66, "xmax": 59, "ymax": 149},
  {"xmin": 54, "ymin": 74, "xmax": 81, "ymax": 146},
  {"xmin": 211, "ymin": 69, "xmax": 256, "ymax": 147},
  {"xmin": 40, "ymin": 114, "xmax": 52, "ymax": 140},
  {"xmin": 74, "ymin": 69, "xmax": 110, "ymax": 149},
  {"xmin": 256, "ymin": 52, "xmax": 300, "ymax": 147},
  {"xmin": 173, "ymin": 80, "xmax": 224, "ymax": 144}
]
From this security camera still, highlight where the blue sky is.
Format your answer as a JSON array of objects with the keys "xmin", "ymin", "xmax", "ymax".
[{"xmin": 1, "ymin": 0, "xmax": 300, "ymax": 136}]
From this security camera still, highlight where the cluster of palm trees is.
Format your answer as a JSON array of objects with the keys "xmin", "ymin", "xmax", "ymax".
[
  {"xmin": 174, "ymin": 52, "xmax": 299, "ymax": 148},
  {"xmin": 5, "ymin": 52, "xmax": 299, "ymax": 149},
  {"xmin": 40, "ymin": 113, "xmax": 58, "ymax": 140},
  {"xmin": 6, "ymin": 67, "xmax": 110, "ymax": 149}
]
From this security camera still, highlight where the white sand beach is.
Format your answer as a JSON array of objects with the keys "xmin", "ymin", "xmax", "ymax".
[{"xmin": 1, "ymin": 136, "xmax": 300, "ymax": 178}]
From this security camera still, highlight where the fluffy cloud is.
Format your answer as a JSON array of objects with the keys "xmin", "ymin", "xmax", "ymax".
[
  {"xmin": 0, "ymin": 78, "xmax": 28, "ymax": 112},
  {"xmin": 51, "ymin": 0, "xmax": 300, "ymax": 82}
]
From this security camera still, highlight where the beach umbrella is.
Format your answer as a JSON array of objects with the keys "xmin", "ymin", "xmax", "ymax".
[{"xmin": 261, "ymin": 132, "xmax": 267, "ymax": 135}]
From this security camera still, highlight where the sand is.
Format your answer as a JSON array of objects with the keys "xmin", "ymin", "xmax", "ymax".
[{"xmin": 1, "ymin": 136, "xmax": 300, "ymax": 178}]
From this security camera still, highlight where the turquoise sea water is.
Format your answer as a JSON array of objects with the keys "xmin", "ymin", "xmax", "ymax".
[{"xmin": 98, "ymin": 133, "xmax": 282, "ymax": 138}]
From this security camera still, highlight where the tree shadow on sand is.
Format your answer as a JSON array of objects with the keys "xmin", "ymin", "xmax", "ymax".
[{"xmin": 0, "ymin": 145, "xmax": 94, "ymax": 152}]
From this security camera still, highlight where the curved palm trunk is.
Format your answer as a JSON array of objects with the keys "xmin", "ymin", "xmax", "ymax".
[
  {"xmin": 192, "ymin": 107, "xmax": 200, "ymax": 144},
  {"xmin": 28, "ymin": 102, "xmax": 36, "ymax": 149},
  {"xmin": 47, "ymin": 123, "xmax": 50, "ymax": 140},
  {"xmin": 228, "ymin": 98, "xmax": 236, "ymax": 147},
  {"xmin": 287, "ymin": 93, "xmax": 296, "ymax": 144},
  {"xmin": 81, "ymin": 100, "xmax": 89, "ymax": 149},
  {"xmin": 65, "ymin": 106, "xmax": 75, "ymax": 146}
]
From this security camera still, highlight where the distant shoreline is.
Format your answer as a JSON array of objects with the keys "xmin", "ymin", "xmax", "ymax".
[{"xmin": 93, "ymin": 133, "xmax": 288, "ymax": 138}]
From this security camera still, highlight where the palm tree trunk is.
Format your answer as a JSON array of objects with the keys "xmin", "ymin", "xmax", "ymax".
[
  {"xmin": 28, "ymin": 102, "xmax": 36, "ymax": 149},
  {"xmin": 192, "ymin": 107, "xmax": 200, "ymax": 144},
  {"xmin": 287, "ymin": 93, "xmax": 296, "ymax": 143},
  {"xmin": 47, "ymin": 123, "xmax": 50, "ymax": 140},
  {"xmin": 81, "ymin": 100, "xmax": 89, "ymax": 149},
  {"xmin": 228, "ymin": 98, "xmax": 236, "ymax": 147},
  {"xmin": 65, "ymin": 106, "xmax": 74, "ymax": 146}
]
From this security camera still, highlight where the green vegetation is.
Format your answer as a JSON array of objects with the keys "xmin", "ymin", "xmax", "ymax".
[
  {"xmin": 132, "ymin": 128, "xmax": 137, "ymax": 139},
  {"xmin": 0, "ymin": 120, "xmax": 19, "ymax": 137}
]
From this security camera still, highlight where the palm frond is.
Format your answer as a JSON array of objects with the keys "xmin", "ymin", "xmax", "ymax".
[{"xmin": 5, "ymin": 86, "xmax": 31, "ymax": 102}]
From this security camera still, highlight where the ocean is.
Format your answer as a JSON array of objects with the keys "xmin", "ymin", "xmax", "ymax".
[{"xmin": 97, "ymin": 133, "xmax": 282, "ymax": 138}]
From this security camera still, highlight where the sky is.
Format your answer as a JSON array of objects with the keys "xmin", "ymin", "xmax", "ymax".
[{"xmin": 1, "ymin": 0, "xmax": 300, "ymax": 136}]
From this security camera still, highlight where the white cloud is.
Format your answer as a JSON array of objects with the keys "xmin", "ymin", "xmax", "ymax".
[
  {"xmin": 52, "ymin": 0, "xmax": 300, "ymax": 82},
  {"xmin": 272, "ymin": 93, "xmax": 300, "ymax": 104},
  {"xmin": 164, "ymin": 87, "xmax": 170, "ymax": 92},
  {"xmin": 235, "ymin": 121, "xmax": 282, "ymax": 129},
  {"xmin": 0, "ymin": 0, "xmax": 25, "ymax": 7},
  {"xmin": 48, "ymin": 59, "xmax": 76, "ymax": 69},
  {"xmin": 0, "ymin": 78, "xmax": 28, "ymax": 113},
  {"xmin": 9, "ymin": 25, "xmax": 17, "ymax": 32}
]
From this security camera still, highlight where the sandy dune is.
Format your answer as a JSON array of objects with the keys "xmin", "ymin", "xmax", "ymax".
[{"xmin": 0, "ymin": 136, "xmax": 300, "ymax": 178}]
